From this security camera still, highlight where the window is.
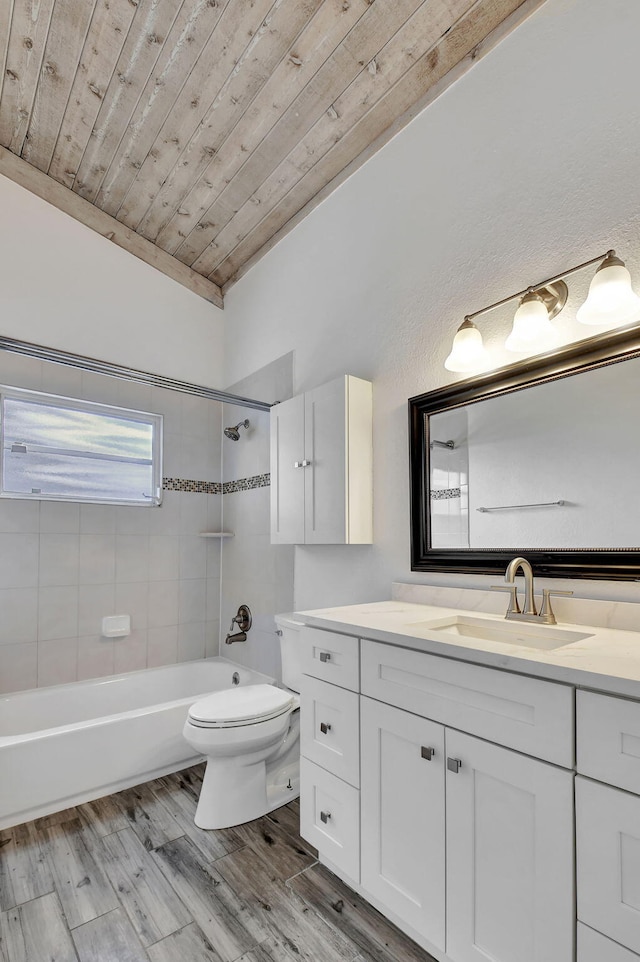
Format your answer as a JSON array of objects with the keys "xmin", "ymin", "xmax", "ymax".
[{"xmin": 0, "ymin": 386, "xmax": 163, "ymax": 506}]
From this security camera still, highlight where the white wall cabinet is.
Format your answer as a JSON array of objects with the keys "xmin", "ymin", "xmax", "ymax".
[{"xmin": 270, "ymin": 375, "xmax": 372, "ymax": 544}]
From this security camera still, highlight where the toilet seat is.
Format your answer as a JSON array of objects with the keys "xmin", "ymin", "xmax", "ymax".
[{"xmin": 188, "ymin": 684, "xmax": 294, "ymax": 729}]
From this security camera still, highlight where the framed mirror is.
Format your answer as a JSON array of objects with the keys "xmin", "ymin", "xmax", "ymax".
[{"xmin": 409, "ymin": 324, "xmax": 640, "ymax": 580}]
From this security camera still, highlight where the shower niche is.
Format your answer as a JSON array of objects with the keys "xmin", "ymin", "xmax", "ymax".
[{"xmin": 270, "ymin": 374, "xmax": 373, "ymax": 545}]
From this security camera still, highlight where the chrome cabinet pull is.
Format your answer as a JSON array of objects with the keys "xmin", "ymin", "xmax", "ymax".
[
  {"xmin": 320, "ymin": 810, "xmax": 331, "ymax": 824},
  {"xmin": 294, "ymin": 461, "xmax": 302, "ymax": 468},
  {"xmin": 447, "ymin": 757, "xmax": 462, "ymax": 774},
  {"xmin": 301, "ymin": 459, "xmax": 311, "ymax": 466},
  {"xmin": 421, "ymin": 746, "xmax": 435, "ymax": 761},
  {"xmin": 320, "ymin": 722, "xmax": 332, "ymax": 735},
  {"xmin": 319, "ymin": 651, "xmax": 331, "ymax": 663}
]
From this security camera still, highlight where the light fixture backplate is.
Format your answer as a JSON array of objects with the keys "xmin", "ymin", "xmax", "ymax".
[{"xmin": 533, "ymin": 280, "xmax": 568, "ymax": 320}]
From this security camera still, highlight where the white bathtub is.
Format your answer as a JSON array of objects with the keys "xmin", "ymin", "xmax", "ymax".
[{"xmin": 0, "ymin": 657, "xmax": 273, "ymax": 830}]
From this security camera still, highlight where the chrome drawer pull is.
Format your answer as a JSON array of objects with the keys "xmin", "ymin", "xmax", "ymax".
[
  {"xmin": 320, "ymin": 810, "xmax": 331, "ymax": 824},
  {"xmin": 301, "ymin": 459, "xmax": 311, "ymax": 466},
  {"xmin": 421, "ymin": 746, "xmax": 435, "ymax": 761},
  {"xmin": 319, "ymin": 652, "xmax": 331, "ymax": 663},
  {"xmin": 447, "ymin": 757, "xmax": 462, "ymax": 774},
  {"xmin": 320, "ymin": 722, "xmax": 332, "ymax": 735}
]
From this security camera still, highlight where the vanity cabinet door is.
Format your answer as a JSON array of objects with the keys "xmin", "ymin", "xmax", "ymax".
[
  {"xmin": 360, "ymin": 696, "xmax": 446, "ymax": 952},
  {"xmin": 270, "ymin": 394, "xmax": 305, "ymax": 544},
  {"xmin": 577, "ymin": 776, "xmax": 640, "ymax": 954},
  {"xmin": 445, "ymin": 730, "xmax": 574, "ymax": 962}
]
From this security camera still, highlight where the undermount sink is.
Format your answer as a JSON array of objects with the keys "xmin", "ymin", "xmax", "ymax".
[{"xmin": 405, "ymin": 614, "xmax": 594, "ymax": 651}]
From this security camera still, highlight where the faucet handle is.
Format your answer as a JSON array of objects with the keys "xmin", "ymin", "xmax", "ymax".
[
  {"xmin": 490, "ymin": 583, "xmax": 521, "ymax": 614},
  {"xmin": 539, "ymin": 588, "xmax": 573, "ymax": 622}
]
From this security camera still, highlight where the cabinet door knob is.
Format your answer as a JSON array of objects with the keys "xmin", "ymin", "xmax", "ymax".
[
  {"xmin": 421, "ymin": 746, "xmax": 435, "ymax": 761},
  {"xmin": 301, "ymin": 459, "xmax": 312, "ymax": 467},
  {"xmin": 320, "ymin": 722, "xmax": 332, "ymax": 735},
  {"xmin": 447, "ymin": 757, "xmax": 462, "ymax": 774},
  {"xmin": 320, "ymin": 810, "xmax": 331, "ymax": 824},
  {"xmin": 294, "ymin": 461, "xmax": 302, "ymax": 468},
  {"xmin": 319, "ymin": 651, "xmax": 331, "ymax": 663}
]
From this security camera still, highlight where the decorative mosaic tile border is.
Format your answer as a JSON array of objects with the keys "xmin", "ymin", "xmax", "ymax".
[
  {"xmin": 431, "ymin": 487, "xmax": 461, "ymax": 500},
  {"xmin": 162, "ymin": 474, "xmax": 271, "ymax": 495},
  {"xmin": 163, "ymin": 478, "xmax": 223, "ymax": 494},
  {"xmin": 223, "ymin": 473, "xmax": 270, "ymax": 494}
]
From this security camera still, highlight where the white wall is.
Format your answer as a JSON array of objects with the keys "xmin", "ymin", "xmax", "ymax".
[
  {"xmin": 0, "ymin": 175, "xmax": 224, "ymax": 388},
  {"xmin": 224, "ymin": 0, "xmax": 640, "ymax": 607}
]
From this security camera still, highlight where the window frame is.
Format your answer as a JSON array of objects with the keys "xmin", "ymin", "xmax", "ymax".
[{"xmin": 0, "ymin": 384, "xmax": 163, "ymax": 507}]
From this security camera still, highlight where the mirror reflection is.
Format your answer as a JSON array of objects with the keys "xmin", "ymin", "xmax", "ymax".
[{"xmin": 429, "ymin": 356, "xmax": 639, "ymax": 550}]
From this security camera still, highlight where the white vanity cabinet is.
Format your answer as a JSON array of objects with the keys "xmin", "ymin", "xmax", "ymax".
[
  {"xmin": 300, "ymin": 625, "xmax": 576, "ymax": 962},
  {"xmin": 576, "ymin": 690, "xmax": 640, "ymax": 958},
  {"xmin": 270, "ymin": 375, "xmax": 372, "ymax": 545}
]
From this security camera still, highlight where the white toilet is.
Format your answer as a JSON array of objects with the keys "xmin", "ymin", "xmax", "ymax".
[{"xmin": 182, "ymin": 613, "xmax": 303, "ymax": 830}]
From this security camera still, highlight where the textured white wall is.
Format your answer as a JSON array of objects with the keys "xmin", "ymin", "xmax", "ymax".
[
  {"xmin": 224, "ymin": 0, "xmax": 640, "ymax": 607},
  {"xmin": 0, "ymin": 175, "xmax": 224, "ymax": 388}
]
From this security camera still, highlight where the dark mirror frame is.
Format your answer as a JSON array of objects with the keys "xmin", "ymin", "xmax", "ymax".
[{"xmin": 409, "ymin": 324, "xmax": 640, "ymax": 581}]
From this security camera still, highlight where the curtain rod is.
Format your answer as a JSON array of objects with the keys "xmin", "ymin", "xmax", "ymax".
[{"xmin": 0, "ymin": 336, "xmax": 274, "ymax": 412}]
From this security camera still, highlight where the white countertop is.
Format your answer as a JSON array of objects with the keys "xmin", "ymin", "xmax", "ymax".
[{"xmin": 296, "ymin": 600, "xmax": 640, "ymax": 699}]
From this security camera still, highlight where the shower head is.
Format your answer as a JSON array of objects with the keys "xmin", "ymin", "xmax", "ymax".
[{"xmin": 224, "ymin": 419, "xmax": 250, "ymax": 441}]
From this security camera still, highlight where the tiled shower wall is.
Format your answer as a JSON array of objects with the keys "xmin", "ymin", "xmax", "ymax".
[
  {"xmin": 0, "ymin": 350, "xmax": 223, "ymax": 694},
  {"xmin": 219, "ymin": 354, "xmax": 295, "ymax": 682}
]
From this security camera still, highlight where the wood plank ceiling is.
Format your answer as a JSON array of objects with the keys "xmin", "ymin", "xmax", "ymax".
[{"xmin": 0, "ymin": 0, "xmax": 544, "ymax": 306}]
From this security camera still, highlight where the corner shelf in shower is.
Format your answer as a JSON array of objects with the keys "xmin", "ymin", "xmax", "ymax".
[{"xmin": 199, "ymin": 532, "xmax": 235, "ymax": 538}]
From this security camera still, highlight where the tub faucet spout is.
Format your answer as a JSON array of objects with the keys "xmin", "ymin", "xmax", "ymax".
[{"xmin": 225, "ymin": 630, "xmax": 247, "ymax": 645}]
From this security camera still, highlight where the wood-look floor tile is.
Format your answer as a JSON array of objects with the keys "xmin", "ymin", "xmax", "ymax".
[
  {"xmin": 265, "ymin": 803, "xmax": 313, "ymax": 853},
  {"xmin": 149, "ymin": 775, "xmax": 245, "ymax": 862},
  {"xmin": 77, "ymin": 794, "xmax": 131, "ymax": 838},
  {"xmin": 151, "ymin": 836, "xmax": 265, "ymax": 962},
  {"xmin": 215, "ymin": 845, "xmax": 357, "ymax": 962},
  {"xmin": 100, "ymin": 827, "xmax": 192, "ymax": 946},
  {"xmin": 236, "ymin": 815, "xmax": 317, "ymax": 881},
  {"xmin": 40, "ymin": 817, "xmax": 119, "ymax": 929},
  {"xmin": 146, "ymin": 921, "xmax": 225, "ymax": 962},
  {"xmin": 112, "ymin": 784, "xmax": 183, "ymax": 852},
  {"xmin": 288, "ymin": 864, "xmax": 437, "ymax": 962},
  {"xmin": 0, "ymin": 821, "xmax": 54, "ymax": 910},
  {"xmin": 34, "ymin": 806, "xmax": 79, "ymax": 831},
  {"xmin": 72, "ymin": 907, "xmax": 148, "ymax": 962},
  {"xmin": 0, "ymin": 892, "xmax": 78, "ymax": 962}
]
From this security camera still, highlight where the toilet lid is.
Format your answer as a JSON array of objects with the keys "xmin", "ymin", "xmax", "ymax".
[{"xmin": 188, "ymin": 684, "xmax": 294, "ymax": 727}]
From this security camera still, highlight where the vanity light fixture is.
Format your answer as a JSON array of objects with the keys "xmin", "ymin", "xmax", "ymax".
[{"xmin": 444, "ymin": 249, "xmax": 640, "ymax": 373}]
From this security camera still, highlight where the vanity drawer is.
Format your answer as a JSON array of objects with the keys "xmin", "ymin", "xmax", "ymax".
[
  {"xmin": 361, "ymin": 639, "xmax": 574, "ymax": 766},
  {"xmin": 300, "ymin": 757, "xmax": 360, "ymax": 883},
  {"xmin": 300, "ymin": 676, "xmax": 359, "ymax": 787},
  {"xmin": 578, "ymin": 924, "xmax": 640, "ymax": 962},
  {"xmin": 577, "ymin": 776, "xmax": 640, "ymax": 955},
  {"xmin": 300, "ymin": 627, "xmax": 359, "ymax": 692},
  {"xmin": 577, "ymin": 690, "xmax": 640, "ymax": 794}
]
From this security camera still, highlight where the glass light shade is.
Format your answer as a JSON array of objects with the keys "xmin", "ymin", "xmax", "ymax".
[
  {"xmin": 505, "ymin": 295, "xmax": 558, "ymax": 353},
  {"xmin": 444, "ymin": 321, "xmax": 487, "ymax": 373},
  {"xmin": 577, "ymin": 258, "xmax": 640, "ymax": 326}
]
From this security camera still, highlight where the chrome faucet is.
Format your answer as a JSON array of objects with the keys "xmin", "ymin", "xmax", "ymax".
[{"xmin": 491, "ymin": 556, "xmax": 572, "ymax": 625}]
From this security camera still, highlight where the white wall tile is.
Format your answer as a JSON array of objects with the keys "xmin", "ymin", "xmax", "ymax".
[
  {"xmin": 148, "ymin": 625, "xmax": 178, "ymax": 667},
  {"xmin": 0, "ymin": 534, "xmax": 39, "ymax": 588},
  {"xmin": 78, "ymin": 583, "xmax": 116, "ymax": 636},
  {"xmin": 77, "ymin": 635, "xmax": 115, "ymax": 681},
  {"xmin": 206, "ymin": 578, "xmax": 220, "ymax": 624},
  {"xmin": 39, "ymin": 533, "xmax": 80, "ymax": 587},
  {"xmin": 0, "ymin": 499, "xmax": 40, "ymax": 534},
  {"xmin": 178, "ymin": 622, "xmax": 205, "ymax": 661},
  {"xmin": 79, "ymin": 503, "xmax": 116, "ymax": 534},
  {"xmin": 0, "ymin": 353, "xmax": 42, "ymax": 391},
  {"xmin": 0, "ymin": 587, "xmax": 38, "ymax": 644},
  {"xmin": 79, "ymin": 534, "xmax": 116, "ymax": 585},
  {"xmin": 0, "ymin": 642, "xmax": 37, "ymax": 693},
  {"xmin": 179, "ymin": 579, "xmax": 206, "ymax": 624},
  {"xmin": 40, "ymin": 501, "xmax": 80, "ymax": 533},
  {"xmin": 179, "ymin": 493, "xmax": 208, "ymax": 534},
  {"xmin": 148, "ymin": 580, "xmax": 179, "ymax": 628},
  {"xmin": 115, "ymin": 582, "xmax": 149, "ymax": 632},
  {"xmin": 38, "ymin": 637, "xmax": 78, "ymax": 687},
  {"xmin": 41, "ymin": 361, "xmax": 83, "ymax": 399},
  {"xmin": 148, "ymin": 491, "xmax": 181, "ymax": 535},
  {"xmin": 116, "ymin": 506, "xmax": 150, "ymax": 536},
  {"xmin": 179, "ymin": 535, "xmax": 207, "ymax": 580},
  {"xmin": 205, "ymin": 620, "xmax": 220, "ymax": 658},
  {"xmin": 38, "ymin": 586, "xmax": 79, "ymax": 641},
  {"xmin": 115, "ymin": 535, "xmax": 149, "ymax": 583},
  {"xmin": 148, "ymin": 535, "xmax": 179, "ymax": 581},
  {"xmin": 114, "ymin": 630, "xmax": 148, "ymax": 674}
]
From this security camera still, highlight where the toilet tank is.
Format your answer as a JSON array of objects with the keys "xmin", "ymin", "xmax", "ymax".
[{"xmin": 274, "ymin": 613, "xmax": 305, "ymax": 693}]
